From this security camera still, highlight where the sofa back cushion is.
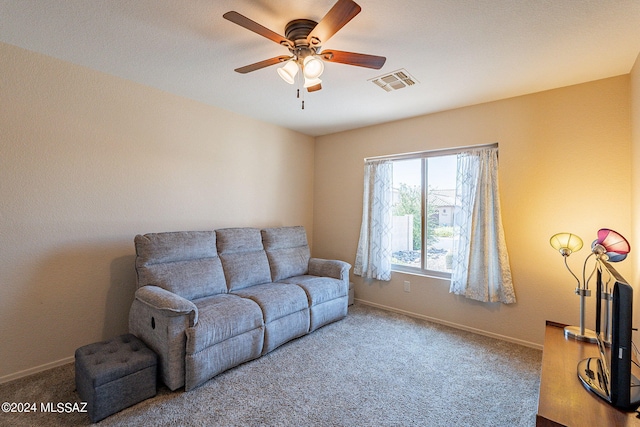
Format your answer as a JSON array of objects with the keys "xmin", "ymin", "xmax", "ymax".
[
  {"xmin": 216, "ymin": 228, "xmax": 272, "ymax": 291},
  {"xmin": 261, "ymin": 226, "xmax": 310, "ymax": 282},
  {"xmin": 134, "ymin": 231, "xmax": 227, "ymax": 300}
]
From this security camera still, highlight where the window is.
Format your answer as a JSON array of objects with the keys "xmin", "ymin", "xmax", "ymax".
[
  {"xmin": 391, "ymin": 153, "xmax": 457, "ymax": 278},
  {"xmin": 355, "ymin": 144, "xmax": 515, "ymax": 303}
]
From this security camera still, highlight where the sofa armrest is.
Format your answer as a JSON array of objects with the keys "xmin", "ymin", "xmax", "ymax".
[
  {"xmin": 134, "ymin": 285, "xmax": 198, "ymax": 326},
  {"xmin": 308, "ymin": 258, "xmax": 351, "ymax": 282},
  {"xmin": 129, "ymin": 285, "xmax": 197, "ymax": 390}
]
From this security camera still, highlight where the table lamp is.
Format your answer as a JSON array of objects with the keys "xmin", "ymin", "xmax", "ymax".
[
  {"xmin": 549, "ymin": 229, "xmax": 630, "ymax": 343},
  {"xmin": 550, "ymin": 232, "xmax": 596, "ymax": 342}
]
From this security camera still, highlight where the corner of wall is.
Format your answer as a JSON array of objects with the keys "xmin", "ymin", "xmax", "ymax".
[
  {"xmin": 631, "ymin": 51, "xmax": 640, "ymax": 287},
  {"xmin": 630, "ymin": 51, "xmax": 640, "ymax": 334}
]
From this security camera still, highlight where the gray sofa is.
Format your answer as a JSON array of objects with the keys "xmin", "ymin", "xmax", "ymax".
[{"xmin": 128, "ymin": 226, "xmax": 351, "ymax": 391}]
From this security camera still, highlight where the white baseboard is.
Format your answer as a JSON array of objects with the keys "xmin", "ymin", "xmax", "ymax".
[
  {"xmin": 354, "ymin": 298, "xmax": 543, "ymax": 351},
  {"xmin": 0, "ymin": 356, "xmax": 74, "ymax": 385}
]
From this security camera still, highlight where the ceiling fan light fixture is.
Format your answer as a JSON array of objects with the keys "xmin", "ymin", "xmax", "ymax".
[
  {"xmin": 277, "ymin": 60, "xmax": 299, "ymax": 84},
  {"xmin": 302, "ymin": 55, "xmax": 324, "ymax": 79},
  {"xmin": 303, "ymin": 76, "xmax": 322, "ymax": 88}
]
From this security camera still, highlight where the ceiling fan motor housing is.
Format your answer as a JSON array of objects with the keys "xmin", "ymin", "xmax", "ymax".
[{"xmin": 284, "ymin": 19, "xmax": 320, "ymax": 58}]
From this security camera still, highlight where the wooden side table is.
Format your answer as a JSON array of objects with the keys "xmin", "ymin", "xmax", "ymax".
[{"xmin": 536, "ymin": 321, "xmax": 640, "ymax": 426}]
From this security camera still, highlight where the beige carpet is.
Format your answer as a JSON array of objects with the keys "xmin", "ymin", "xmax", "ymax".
[{"xmin": 0, "ymin": 303, "xmax": 542, "ymax": 426}]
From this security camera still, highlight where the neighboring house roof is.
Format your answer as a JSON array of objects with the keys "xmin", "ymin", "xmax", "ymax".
[{"xmin": 430, "ymin": 189, "xmax": 456, "ymax": 208}]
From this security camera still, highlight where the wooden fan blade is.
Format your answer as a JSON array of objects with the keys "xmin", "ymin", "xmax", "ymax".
[
  {"xmin": 307, "ymin": 83, "xmax": 322, "ymax": 92},
  {"xmin": 234, "ymin": 56, "xmax": 292, "ymax": 74},
  {"xmin": 307, "ymin": 0, "xmax": 361, "ymax": 46},
  {"xmin": 320, "ymin": 50, "xmax": 386, "ymax": 69},
  {"xmin": 223, "ymin": 11, "xmax": 293, "ymax": 48}
]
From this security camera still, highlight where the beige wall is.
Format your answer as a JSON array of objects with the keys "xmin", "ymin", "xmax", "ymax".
[
  {"xmin": 2, "ymin": 38, "xmax": 638, "ymax": 381},
  {"xmin": 0, "ymin": 42, "xmax": 315, "ymax": 381},
  {"xmin": 314, "ymin": 75, "xmax": 632, "ymax": 347}
]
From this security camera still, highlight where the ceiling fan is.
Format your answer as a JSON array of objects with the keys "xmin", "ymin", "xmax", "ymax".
[{"xmin": 223, "ymin": 0, "xmax": 386, "ymax": 94}]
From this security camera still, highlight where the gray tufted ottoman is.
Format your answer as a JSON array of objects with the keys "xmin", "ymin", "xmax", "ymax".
[{"xmin": 75, "ymin": 334, "xmax": 157, "ymax": 423}]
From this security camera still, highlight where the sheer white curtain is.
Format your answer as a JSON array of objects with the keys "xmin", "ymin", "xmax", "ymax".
[
  {"xmin": 450, "ymin": 147, "xmax": 516, "ymax": 303},
  {"xmin": 354, "ymin": 160, "xmax": 393, "ymax": 281}
]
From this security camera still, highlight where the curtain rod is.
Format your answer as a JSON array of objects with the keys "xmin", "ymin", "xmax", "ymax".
[{"xmin": 364, "ymin": 142, "xmax": 498, "ymax": 162}]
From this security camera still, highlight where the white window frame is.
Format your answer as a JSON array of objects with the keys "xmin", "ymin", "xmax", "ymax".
[{"xmin": 366, "ymin": 143, "xmax": 497, "ymax": 279}]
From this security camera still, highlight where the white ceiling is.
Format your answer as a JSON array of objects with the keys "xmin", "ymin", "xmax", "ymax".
[{"xmin": 2, "ymin": 0, "xmax": 640, "ymax": 136}]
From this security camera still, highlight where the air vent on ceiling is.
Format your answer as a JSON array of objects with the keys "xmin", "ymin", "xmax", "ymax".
[{"xmin": 369, "ymin": 69, "xmax": 419, "ymax": 92}]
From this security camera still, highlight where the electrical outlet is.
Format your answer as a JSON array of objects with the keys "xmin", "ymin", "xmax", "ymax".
[{"xmin": 403, "ymin": 280, "xmax": 410, "ymax": 292}]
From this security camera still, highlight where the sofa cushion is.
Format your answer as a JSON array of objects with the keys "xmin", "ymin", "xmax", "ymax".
[
  {"xmin": 135, "ymin": 231, "xmax": 227, "ymax": 300},
  {"xmin": 217, "ymin": 228, "xmax": 271, "ymax": 291},
  {"xmin": 262, "ymin": 227, "xmax": 310, "ymax": 282},
  {"xmin": 232, "ymin": 283, "xmax": 309, "ymax": 323},
  {"xmin": 261, "ymin": 226, "xmax": 308, "ymax": 250},
  {"xmin": 186, "ymin": 294, "xmax": 263, "ymax": 355},
  {"xmin": 216, "ymin": 227, "xmax": 264, "ymax": 253},
  {"xmin": 279, "ymin": 275, "xmax": 348, "ymax": 306}
]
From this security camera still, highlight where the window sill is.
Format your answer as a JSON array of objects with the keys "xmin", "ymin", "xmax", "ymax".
[{"xmin": 391, "ymin": 266, "xmax": 451, "ymax": 282}]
